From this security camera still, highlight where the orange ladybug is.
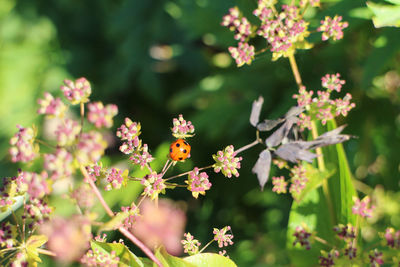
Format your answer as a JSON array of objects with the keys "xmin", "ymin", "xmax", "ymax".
[{"xmin": 169, "ymin": 139, "xmax": 191, "ymax": 161}]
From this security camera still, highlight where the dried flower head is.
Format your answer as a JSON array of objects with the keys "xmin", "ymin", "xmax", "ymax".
[{"xmin": 61, "ymin": 77, "xmax": 91, "ymax": 105}]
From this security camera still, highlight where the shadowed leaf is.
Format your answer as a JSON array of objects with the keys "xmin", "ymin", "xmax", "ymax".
[
  {"xmin": 265, "ymin": 116, "xmax": 298, "ymax": 148},
  {"xmin": 275, "ymin": 143, "xmax": 318, "ymax": 163},
  {"xmin": 252, "ymin": 149, "xmax": 271, "ymax": 190},
  {"xmin": 257, "ymin": 118, "xmax": 285, "ymax": 131},
  {"xmin": 250, "ymin": 96, "xmax": 264, "ymax": 127},
  {"xmin": 285, "ymin": 106, "xmax": 304, "ymax": 119}
]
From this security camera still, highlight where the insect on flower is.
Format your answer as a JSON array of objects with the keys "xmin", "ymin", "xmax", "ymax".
[{"xmin": 169, "ymin": 139, "xmax": 191, "ymax": 161}]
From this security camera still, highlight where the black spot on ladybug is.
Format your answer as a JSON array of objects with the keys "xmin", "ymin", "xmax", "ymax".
[
  {"xmin": 169, "ymin": 148, "xmax": 172, "ymax": 153},
  {"xmin": 179, "ymin": 157, "xmax": 183, "ymax": 160},
  {"xmin": 183, "ymin": 141, "xmax": 189, "ymax": 145},
  {"xmin": 183, "ymin": 149, "xmax": 187, "ymax": 153},
  {"xmin": 176, "ymin": 143, "xmax": 180, "ymax": 147}
]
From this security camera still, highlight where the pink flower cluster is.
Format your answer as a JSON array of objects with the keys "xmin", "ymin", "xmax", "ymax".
[
  {"xmin": 37, "ymin": 92, "xmax": 67, "ymax": 117},
  {"xmin": 9, "ymin": 125, "xmax": 38, "ymax": 163},
  {"xmin": 129, "ymin": 144, "xmax": 154, "ymax": 168},
  {"xmin": 117, "ymin": 118, "xmax": 141, "ymax": 154},
  {"xmin": 319, "ymin": 249, "xmax": 339, "ymax": 267},
  {"xmin": 55, "ymin": 118, "xmax": 81, "ymax": 146},
  {"xmin": 81, "ymin": 248, "xmax": 120, "ymax": 267},
  {"xmin": 352, "ymin": 196, "xmax": 374, "ymax": 218},
  {"xmin": 71, "ymin": 184, "xmax": 95, "ymax": 209},
  {"xmin": 44, "ymin": 148, "xmax": 73, "ymax": 180},
  {"xmin": 60, "ymin": 77, "xmax": 92, "ymax": 105},
  {"xmin": 104, "ymin": 168, "xmax": 125, "ymax": 191},
  {"xmin": 181, "ymin": 233, "xmax": 201, "ymax": 255},
  {"xmin": 186, "ymin": 167, "xmax": 212, "ymax": 199},
  {"xmin": 228, "ymin": 42, "xmax": 255, "ymax": 67},
  {"xmin": 75, "ymin": 131, "xmax": 107, "ymax": 164},
  {"xmin": 289, "ymin": 164, "xmax": 309, "ymax": 199},
  {"xmin": 140, "ymin": 172, "xmax": 166, "ymax": 200},
  {"xmin": 171, "ymin": 114, "xmax": 195, "ymax": 139},
  {"xmin": 120, "ymin": 202, "xmax": 140, "ymax": 229},
  {"xmin": 18, "ymin": 171, "xmax": 50, "ymax": 200},
  {"xmin": 293, "ymin": 225, "xmax": 311, "ymax": 250},
  {"xmin": 272, "ymin": 176, "xmax": 288, "ymax": 194},
  {"xmin": 87, "ymin": 101, "xmax": 118, "ymax": 128},
  {"xmin": 293, "ymin": 73, "xmax": 355, "ymax": 127},
  {"xmin": 25, "ymin": 198, "xmax": 52, "ymax": 225},
  {"xmin": 213, "ymin": 226, "xmax": 234, "ymax": 248},
  {"xmin": 256, "ymin": 5, "xmax": 310, "ymax": 60},
  {"xmin": 212, "ymin": 145, "xmax": 242, "ymax": 178},
  {"xmin": 384, "ymin": 228, "xmax": 400, "ymax": 249},
  {"xmin": 318, "ymin": 15, "xmax": 348, "ymax": 41},
  {"xmin": 369, "ymin": 249, "xmax": 384, "ymax": 267},
  {"xmin": 0, "ymin": 222, "xmax": 16, "ymax": 248}
]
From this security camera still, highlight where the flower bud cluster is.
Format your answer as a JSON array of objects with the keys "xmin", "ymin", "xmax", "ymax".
[{"xmin": 212, "ymin": 145, "xmax": 242, "ymax": 178}]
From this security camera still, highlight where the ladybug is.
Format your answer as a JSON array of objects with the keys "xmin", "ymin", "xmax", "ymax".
[{"xmin": 169, "ymin": 139, "xmax": 191, "ymax": 161}]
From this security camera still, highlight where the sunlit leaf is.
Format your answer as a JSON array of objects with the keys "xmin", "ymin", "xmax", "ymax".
[
  {"xmin": 99, "ymin": 212, "xmax": 130, "ymax": 232},
  {"xmin": 91, "ymin": 241, "xmax": 144, "ymax": 267},
  {"xmin": 184, "ymin": 253, "xmax": 237, "ymax": 267},
  {"xmin": 367, "ymin": 1, "xmax": 400, "ymax": 28},
  {"xmin": 154, "ymin": 246, "xmax": 196, "ymax": 267}
]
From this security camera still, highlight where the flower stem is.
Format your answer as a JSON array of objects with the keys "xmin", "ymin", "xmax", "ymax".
[
  {"xmin": 199, "ymin": 239, "xmax": 214, "ymax": 253},
  {"xmin": 164, "ymin": 165, "xmax": 213, "ymax": 182},
  {"xmin": 80, "ymin": 102, "xmax": 85, "ymax": 135},
  {"xmin": 314, "ymin": 236, "xmax": 334, "ymax": 248},
  {"xmin": 235, "ymin": 139, "xmax": 261, "ymax": 155},
  {"xmin": 37, "ymin": 248, "xmax": 57, "ymax": 257},
  {"xmin": 288, "ymin": 53, "xmax": 303, "ymax": 88},
  {"xmin": 79, "ymin": 165, "xmax": 163, "ymax": 267}
]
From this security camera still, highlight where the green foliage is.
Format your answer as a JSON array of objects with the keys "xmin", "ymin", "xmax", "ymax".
[
  {"xmin": 91, "ymin": 241, "xmax": 144, "ymax": 267},
  {"xmin": 367, "ymin": 0, "xmax": 400, "ymax": 28}
]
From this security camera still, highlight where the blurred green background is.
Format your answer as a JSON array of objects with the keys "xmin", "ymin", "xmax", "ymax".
[{"xmin": 1, "ymin": 0, "xmax": 399, "ymax": 266}]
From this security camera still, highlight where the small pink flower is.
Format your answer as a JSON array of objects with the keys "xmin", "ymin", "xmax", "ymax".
[
  {"xmin": 71, "ymin": 184, "xmax": 95, "ymax": 209},
  {"xmin": 117, "ymin": 118, "xmax": 141, "ymax": 154},
  {"xmin": 297, "ymin": 113, "xmax": 312, "ymax": 131},
  {"xmin": 221, "ymin": 7, "xmax": 240, "ymax": 30},
  {"xmin": 81, "ymin": 249, "xmax": 119, "ymax": 267},
  {"xmin": 75, "ymin": 131, "xmax": 107, "ymax": 164},
  {"xmin": 18, "ymin": 171, "xmax": 50, "ymax": 200},
  {"xmin": 54, "ymin": 118, "xmax": 81, "ymax": 146},
  {"xmin": 44, "ymin": 148, "xmax": 73, "ymax": 180},
  {"xmin": 369, "ymin": 249, "xmax": 384, "ymax": 267},
  {"xmin": 141, "ymin": 172, "xmax": 166, "ymax": 200},
  {"xmin": 352, "ymin": 196, "xmax": 374, "ymax": 218},
  {"xmin": 293, "ymin": 226, "xmax": 311, "ymax": 250},
  {"xmin": 129, "ymin": 144, "xmax": 154, "ymax": 168},
  {"xmin": 333, "ymin": 224, "xmax": 356, "ymax": 240},
  {"xmin": 85, "ymin": 163, "xmax": 102, "ymax": 183},
  {"xmin": 87, "ymin": 101, "xmax": 118, "ymax": 128},
  {"xmin": 293, "ymin": 86, "xmax": 313, "ymax": 107},
  {"xmin": 9, "ymin": 125, "xmax": 38, "ymax": 163},
  {"xmin": 25, "ymin": 198, "xmax": 52, "ymax": 225},
  {"xmin": 104, "ymin": 168, "xmax": 125, "ymax": 191},
  {"xmin": 130, "ymin": 199, "xmax": 186, "ymax": 255},
  {"xmin": 234, "ymin": 17, "xmax": 252, "ymax": 42},
  {"xmin": 181, "ymin": 233, "xmax": 201, "ymax": 255},
  {"xmin": 120, "ymin": 202, "xmax": 140, "ymax": 229},
  {"xmin": 40, "ymin": 215, "xmax": 91, "ymax": 263},
  {"xmin": 384, "ymin": 228, "xmax": 400, "ymax": 249},
  {"xmin": 213, "ymin": 145, "xmax": 242, "ymax": 178},
  {"xmin": 171, "ymin": 114, "xmax": 195, "ymax": 139},
  {"xmin": 0, "ymin": 222, "xmax": 17, "ymax": 248},
  {"xmin": 213, "ymin": 226, "xmax": 234, "ymax": 248},
  {"xmin": 289, "ymin": 165, "xmax": 309, "ymax": 199},
  {"xmin": 228, "ymin": 42, "xmax": 255, "ymax": 67},
  {"xmin": 37, "ymin": 92, "xmax": 67, "ymax": 117},
  {"xmin": 332, "ymin": 93, "xmax": 355, "ymax": 117},
  {"xmin": 186, "ymin": 167, "xmax": 212, "ymax": 199},
  {"xmin": 316, "ymin": 106, "xmax": 334, "ymax": 125},
  {"xmin": 60, "ymin": 77, "xmax": 91, "ymax": 105},
  {"xmin": 272, "ymin": 176, "xmax": 288, "ymax": 194},
  {"xmin": 318, "ymin": 15, "xmax": 348, "ymax": 41},
  {"xmin": 321, "ymin": 73, "xmax": 345, "ymax": 92}
]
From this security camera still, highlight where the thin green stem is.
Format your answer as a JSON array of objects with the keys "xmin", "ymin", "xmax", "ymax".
[
  {"xmin": 235, "ymin": 138, "xmax": 262, "ymax": 155},
  {"xmin": 11, "ymin": 210, "xmax": 23, "ymax": 242},
  {"xmin": 164, "ymin": 165, "xmax": 213, "ymax": 182},
  {"xmin": 314, "ymin": 236, "xmax": 334, "ymax": 248},
  {"xmin": 35, "ymin": 139, "xmax": 57, "ymax": 150},
  {"xmin": 199, "ymin": 239, "xmax": 214, "ymax": 253},
  {"xmin": 288, "ymin": 53, "xmax": 303, "ymax": 88},
  {"xmin": 80, "ymin": 102, "xmax": 85, "ymax": 135}
]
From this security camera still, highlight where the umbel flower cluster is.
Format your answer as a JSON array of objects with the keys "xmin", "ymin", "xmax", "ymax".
[
  {"xmin": 222, "ymin": 0, "xmax": 348, "ymax": 65},
  {"xmin": 1, "ymin": 76, "xmax": 242, "ymax": 266}
]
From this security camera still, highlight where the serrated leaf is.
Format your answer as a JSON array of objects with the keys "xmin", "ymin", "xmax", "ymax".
[
  {"xmin": 367, "ymin": 1, "xmax": 400, "ymax": 28},
  {"xmin": 250, "ymin": 96, "xmax": 264, "ymax": 127},
  {"xmin": 26, "ymin": 235, "xmax": 48, "ymax": 263},
  {"xmin": 91, "ymin": 241, "xmax": 144, "ymax": 267},
  {"xmin": 154, "ymin": 246, "xmax": 196, "ymax": 267},
  {"xmin": 275, "ymin": 143, "xmax": 318, "ymax": 163},
  {"xmin": 99, "ymin": 212, "xmax": 130, "ymax": 232},
  {"xmin": 184, "ymin": 253, "xmax": 237, "ymax": 267},
  {"xmin": 251, "ymin": 149, "xmax": 271, "ymax": 190},
  {"xmin": 256, "ymin": 118, "xmax": 285, "ymax": 131}
]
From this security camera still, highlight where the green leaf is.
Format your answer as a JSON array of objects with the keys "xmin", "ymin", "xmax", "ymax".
[
  {"xmin": 295, "ymin": 164, "xmax": 335, "ymax": 203},
  {"xmin": 0, "ymin": 195, "xmax": 24, "ymax": 221},
  {"xmin": 184, "ymin": 253, "xmax": 238, "ymax": 267},
  {"xmin": 91, "ymin": 241, "xmax": 144, "ymax": 267},
  {"xmin": 154, "ymin": 246, "xmax": 196, "ymax": 267},
  {"xmin": 98, "ymin": 211, "xmax": 129, "ymax": 232},
  {"xmin": 324, "ymin": 120, "xmax": 357, "ymax": 225},
  {"xmin": 26, "ymin": 235, "xmax": 48, "ymax": 263},
  {"xmin": 367, "ymin": 1, "xmax": 400, "ymax": 28}
]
